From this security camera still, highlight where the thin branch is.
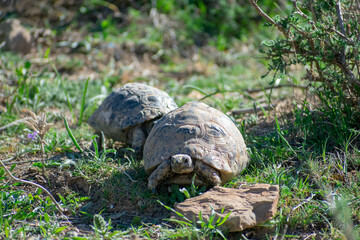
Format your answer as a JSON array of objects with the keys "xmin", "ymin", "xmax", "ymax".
[
  {"xmin": 230, "ymin": 104, "xmax": 276, "ymax": 115},
  {"xmin": 246, "ymin": 0, "xmax": 288, "ymax": 37},
  {"xmin": 292, "ymin": 0, "xmax": 308, "ymax": 19},
  {"xmin": 336, "ymin": 1, "xmax": 346, "ymax": 35},
  {"xmin": 0, "ymin": 119, "xmax": 26, "ymax": 131},
  {"xmin": 1, "ymin": 149, "xmax": 37, "ymax": 162},
  {"xmin": 289, "ymin": 23, "xmax": 307, "ymax": 38},
  {"xmin": 246, "ymin": 83, "xmax": 308, "ymax": 93},
  {"xmin": 248, "ymin": 0, "xmax": 326, "ymax": 82},
  {"xmin": 330, "ymin": 28, "xmax": 354, "ymax": 44},
  {"xmin": 0, "ymin": 158, "xmax": 65, "ymax": 214},
  {"xmin": 309, "ymin": 0, "xmax": 318, "ymax": 24},
  {"xmin": 334, "ymin": 1, "xmax": 359, "ymax": 87},
  {"xmin": 4, "ymin": 158, "xmax": 56, "ymax": 165},
  {"xmin": 292, "ymin": 0, "xmax": 317, "ymax": 31}
]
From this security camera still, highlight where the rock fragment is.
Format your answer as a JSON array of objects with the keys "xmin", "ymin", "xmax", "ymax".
[
  {"xmin": 0, "ymin": 19, "xmax": 32, "ymax": 55},
  {"xmin": 174, "ymin": 184, "xmax": 279, "ymax": 232}
]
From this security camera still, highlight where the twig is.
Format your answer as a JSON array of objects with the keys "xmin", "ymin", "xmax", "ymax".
[
  {"xmin": 4, "ymin": 158, "xmax": 57, "ymax": 165},
  {"xmin": 230, "ymin": 104, "xmax": 276, "ymax": 115},
  {"xmin": 246, "ymin": 83, "xmax": 308, "ymax": 93},
  {"xmin": 0, "ymin": 158, "xmax": 65, "ymax": 214},
  {"xmin": 334, "ymin": 1, "xmax": 359, "ymax": 87},
  {"xmin": 292, "ymin": 0, "xmax": 308, "ymax": 19},
  {"xmin": 330, "ymin": 28, "xmax": 354, "ymax": 44},
  {"xmin": 336, "ymin": 1, "xmax": 346, "ymax": 35},
  {"xmin": 292, "ymin": 0, "xmax": 317, "ymax": 31},
  {"xmin": 1, "ymin": 149, "xmax": 37, "ymax": 162},
  {"xmin": 246, "ymin": 0, "xmax": 288, "ymax": 37},
  {"xmin": 116, "ymin": 167, "xmax": 135, "ymax": 182},
  {"xmin": 0, "ymin": 119, "xmax": 26, "ymax": 131}
]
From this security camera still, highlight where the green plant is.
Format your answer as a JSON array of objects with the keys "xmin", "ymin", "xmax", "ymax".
[
  {"xmin": 159, "ymin": 201, "xmax": 230, "ymax": 239},
  {"xmin": 38, "ymin": 212, "xmax": 68, "ymax": 238},
  {"xmin": 91, "ymin": 214, "xmax": 121, "ymax": 239},
  {"xmin": 2, "ymin": 60, "xmax": 46, "ymax": 114},
  {"xmin": 89, "ymin": 132, "xmax": 117, "ymax": 163},
  {"xmin": 58, "ymin": 193, "xmax": 90, "ymax": 214},
  {"xmin": 78, "ymin": 77, "xmax": 90, "ymax": 126},
  {"xmin": 179, "ymin": 173, "xmax": 206, "ymax": 200}
]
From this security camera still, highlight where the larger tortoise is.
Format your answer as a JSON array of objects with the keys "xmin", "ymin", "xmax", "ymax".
[
  {"xmin": 87, "ymin": 83, "xmax": 178, "ymax": 156},
  {"xmin": 143, "ymin": 101, "xmax": 248, "ymax": 191}
]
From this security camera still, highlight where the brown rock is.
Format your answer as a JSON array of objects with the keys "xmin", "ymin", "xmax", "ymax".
[
  {"xmin": 0, "ymin": 19, "xmax": 32, "ymax": 55},
  {"xmin": 174, "ymin": 184, "xmax": 279, "ymax": 232}
]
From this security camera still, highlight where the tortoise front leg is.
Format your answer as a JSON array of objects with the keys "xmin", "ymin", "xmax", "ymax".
[
  {"xmin": 195, "ymin": 161, "xmax": 221, "ymax": 187},
  {"xmin": 148, "ymin": 159, "xmax": 173, "ymax": 193},
  {"xmin": 130, "ymin": 125, "xmax": 146, "ymax": 158}
]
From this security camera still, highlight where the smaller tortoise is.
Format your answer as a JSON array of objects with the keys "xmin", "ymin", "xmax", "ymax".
[
  {"xmin": 143, "ymin": 101, "xmax": 248, "ymax": 192},
  {"xmin": 87, "ymin": 83, "xmax": 178, "ymax": 156}
]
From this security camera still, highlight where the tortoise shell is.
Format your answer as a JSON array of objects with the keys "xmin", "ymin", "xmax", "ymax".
[
  {"xmin": 87, "ymin": 83, "xmax": 178, "ymax": 143},
  {"xmin": 143, "ymin": 101, "xmax": 248, "ymax": 184}
]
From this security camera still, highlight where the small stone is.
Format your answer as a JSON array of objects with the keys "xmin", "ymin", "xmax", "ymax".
[
  {"xmin": 0, "ymin": 19, "xmax": 32, "ymax": 55},
  {"xmin": 174, "ymin": 184, "xmax": 279, "ymax": 232}
]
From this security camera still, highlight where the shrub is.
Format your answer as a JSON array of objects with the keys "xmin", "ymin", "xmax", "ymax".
[
  {"xmin": 248, "ymin": 0, "xmax": 360, "ymax": 107},
  {"xmin": 248, "ymin": 0, "xmax": 360, "ymax": 148}
]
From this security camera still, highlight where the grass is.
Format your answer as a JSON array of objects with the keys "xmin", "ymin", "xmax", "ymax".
[{"xmin": 1, "ymin": 3, "xmax": 360, "ymax": 240}]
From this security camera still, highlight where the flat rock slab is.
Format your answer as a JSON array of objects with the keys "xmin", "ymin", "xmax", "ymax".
[{"xmin": 174, "ymin": 184, "xmax": 279, "ymax": 232}]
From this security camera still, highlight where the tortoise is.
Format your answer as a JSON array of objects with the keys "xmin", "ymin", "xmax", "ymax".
[
  {"xmin": 87, "ymin": 82, "xmax": 178, "ymax": 156},
  {"xmin": 143, "ymin": 101, "xmax": 248, "ymax": 191}
]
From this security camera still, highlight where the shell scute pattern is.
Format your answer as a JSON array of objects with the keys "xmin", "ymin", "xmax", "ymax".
[
  {"xmin": 88, "ymin": 82, "xmax": 178, "ymax": 151},
  {"xmin": 144, "ymin": 101, "xmax": 248, "ymax": 189}
]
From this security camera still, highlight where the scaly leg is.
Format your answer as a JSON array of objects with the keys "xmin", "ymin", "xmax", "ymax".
[
  {"xmin": 148, "ymin": 159, "xmax": 173, "ymax": 193},
  {"xmin": 130, "ymin": 125, "xmax": 146, "ymax": 158},
  {"xmin": 195, "ymin": 161, "xmax": 221, "ymax": 187}
]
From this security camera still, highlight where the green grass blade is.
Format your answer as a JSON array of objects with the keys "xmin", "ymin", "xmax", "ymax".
[
  {"xmin": 165, "ymin": 218, "xmax": 193, "ymax": 227},
  {"xmin": 157, "ymin": 200, "xmax": 192, "ymax": 223},
  {"xmin": 63, "ymin": 117, "xmax": 83, "ymax": 153},
  {"xmin": 183, "ymin": 85, "xmax": 226, "ymax": 112},
  {"xmin": 61, "ymin": 80, "xmax": 75, "ymax": 122},
  {"xmin": 54, "ymin": 226, "xmax": 68, "ymax": 234},
  {"xmin": 78, "ymin": 77, "xmax": 89, "ymax": 126},
  {"xmin": 92, "ymin": 135, "xmax": 99, "ymax": 159},
  {"xmin": 179, "ymin": 188, "xmax": 190, "ymax": 199},
  {"xmin": 275, "ymin": 114, "xmax": 298, "ymax": 158},
  {"xmin": 216, "ymin": 211, "xmax": 232, "ymax": 226}
]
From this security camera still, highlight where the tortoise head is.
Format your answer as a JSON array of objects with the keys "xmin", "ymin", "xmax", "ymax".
[{"xmin": 170, "ymin": 154, "xmax": 194, "ymax": 174}]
